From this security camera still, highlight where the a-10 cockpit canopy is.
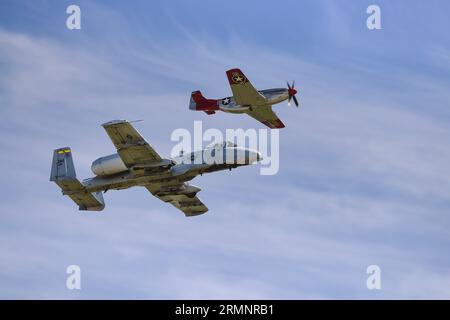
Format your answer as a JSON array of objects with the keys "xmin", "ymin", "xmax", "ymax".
[{"xmin": 206, "ymin": 141, "xmax": 238, "ymax": 149}]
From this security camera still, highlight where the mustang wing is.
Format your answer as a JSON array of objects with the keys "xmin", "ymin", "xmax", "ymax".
[
  {"xmin": 145, "ymin": 183, "xmax": 208, "ymax": 217},
  {"xmin": 102, "ymin": 120, "xmax": 162, "ymax": 168},
  {"xmin": 246, "ymin": 106, "xmax": 285, "ymax": 129},
  {"xmin": 226, "ymin": 68, "xmax": 267, "ymax": 106}
]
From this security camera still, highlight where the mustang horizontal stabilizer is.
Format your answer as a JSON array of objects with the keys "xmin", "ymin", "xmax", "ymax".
[{"xmin": 50, "ymin": 147, "xmax": 105, "ymax": 211}]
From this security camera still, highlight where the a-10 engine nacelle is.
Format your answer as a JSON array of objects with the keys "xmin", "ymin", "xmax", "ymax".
[{"xmin": 91, "ymin": 153, "xmax": 128, "ymax": 176}]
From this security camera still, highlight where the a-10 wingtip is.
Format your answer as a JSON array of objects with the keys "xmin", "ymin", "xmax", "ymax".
[
  {"xmin": 102, "ymin": 119, "xmax": 144, "ymax": 127},
  {"xmin": 102, "ymin": 119, "xmax": 129, "ymax": 127}
]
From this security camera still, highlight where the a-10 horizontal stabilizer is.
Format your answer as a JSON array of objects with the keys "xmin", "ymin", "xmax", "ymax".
[{"xmin": 50, "ymin": 147, "xmax": 105, "ymax": 211}]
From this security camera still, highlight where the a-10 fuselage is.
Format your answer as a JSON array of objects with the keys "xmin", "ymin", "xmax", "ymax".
[{"xmin": 82, "ymin": 142, "xmax": 261, "ymax": 193}]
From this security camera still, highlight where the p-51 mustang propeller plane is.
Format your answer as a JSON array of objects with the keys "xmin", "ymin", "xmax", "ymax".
[
  {"xmin": 50, "ymin": 120, "xmax": 262, "ymax": 217},
  {"xmin": 189, "ymin": 68, "xmax": 299, "ymax": 129}
]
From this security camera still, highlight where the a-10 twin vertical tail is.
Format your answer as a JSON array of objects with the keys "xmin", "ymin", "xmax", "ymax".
[{"xmin": 50, "ymin": 147, "xmax": 105, "ymax": 211}]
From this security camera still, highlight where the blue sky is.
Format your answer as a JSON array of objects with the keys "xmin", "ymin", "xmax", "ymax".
[{"xmin": 1, "ymin": 0, "xmax": 450, "ymax": 299}]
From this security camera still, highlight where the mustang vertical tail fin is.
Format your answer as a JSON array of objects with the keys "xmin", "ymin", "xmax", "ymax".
[
  {"xmin": 189, "ymin": 90, "xmax": 219, "ymax": 114},
  {"xmin": 50, "ymin": 147, "xmax": 105, "ymax": 211}
]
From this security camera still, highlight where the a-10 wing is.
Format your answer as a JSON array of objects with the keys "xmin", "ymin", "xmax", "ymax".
[
  {"xmin": 102, "ymin": 120, "xmax": 162, "ymax": 167},
  {"xmin": 145, "ymin": 183, "xmax": 208, "ymax": 217},
  {"xmin": 102, "ymin": 120, "xmax": 208, "ymax": 216}
]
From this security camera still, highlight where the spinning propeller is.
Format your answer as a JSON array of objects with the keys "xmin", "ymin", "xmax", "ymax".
[{"xmin": 287, "ymin": 81, "xmax": 299, "ymax": 107}]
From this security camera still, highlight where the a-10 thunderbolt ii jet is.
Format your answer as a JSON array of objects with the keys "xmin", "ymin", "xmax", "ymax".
[
  {"xmin": 189, "ymin": 68, "xmax": 299, "ymax": 129},
  {"xmin": 50, "ymin": 120, "xmax": 262, "ymax": 217}
]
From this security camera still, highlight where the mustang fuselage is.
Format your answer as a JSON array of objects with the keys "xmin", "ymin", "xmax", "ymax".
[
  {"xmin": 190, "ymin": 88, "xmax": 289, "ymax": 114},
  {"xmin": 221, "ymin": 88, "xmax": 290, "ymax": 113}
]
